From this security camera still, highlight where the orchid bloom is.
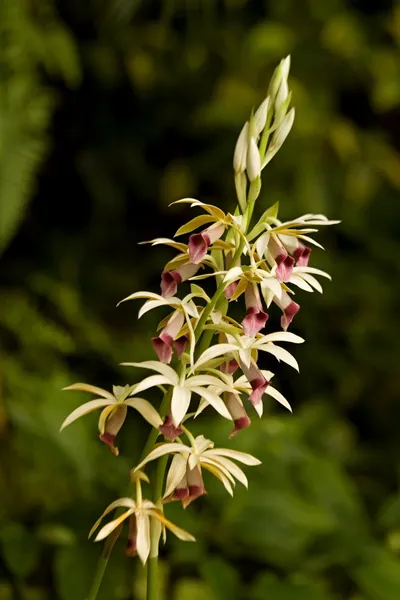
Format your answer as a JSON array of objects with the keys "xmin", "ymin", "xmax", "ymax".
[
  {"xmin": 121, "ymin": 361, "xmax": 232, "ymax": 427},
  {"xmin": 60, "ymin": 383, "xmax": 162, "ymax": 456},
  {"xmin": 134, "ymin": 434, "xmax": 261, "ymax": 505},
  {"xmin": 241, "ymin": 282, "xmax": 269, "ymax": 336},
  {"xmin": 89, "ymin": 493, "xmax": 194, "ymax": 564}
]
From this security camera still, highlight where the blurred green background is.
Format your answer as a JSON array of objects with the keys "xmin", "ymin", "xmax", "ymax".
[{"xmin": 1, "ymin": 0, "xmax": 400, "ymax": 598}]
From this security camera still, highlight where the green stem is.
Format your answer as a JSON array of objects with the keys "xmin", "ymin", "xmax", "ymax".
[
  {"xmin": 194, "ymin": 195, "xmax": 258, "ymax": 359},
  {"xmin": 86, "ymin": 392, "xmax": 171, "ymax": 600},
  {"xmin": 146, "ymin": 454, "xmax": 169, "ymax": 600},
  {"xmin": 86, "ymin": 532, "xmax": 119, "ymax": 600}
]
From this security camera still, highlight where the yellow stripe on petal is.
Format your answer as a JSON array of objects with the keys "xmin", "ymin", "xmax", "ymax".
[{"xmin": 60, "ymin": 399, "xmax": 114, "ymax": 431}]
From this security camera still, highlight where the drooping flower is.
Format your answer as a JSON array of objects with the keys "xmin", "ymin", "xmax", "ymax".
[
  {"xmin": 159, "ymin": 414, "xmax": 183, "ymax": 441},
  {"xmin": 61, "ymin": 383, "xmax": 162, "ymax": 456},
  {"xmin": 239, "ymin": 359, "xmax": 270, "ymax": 406},
  {"xmin": 241, "ymin": 283, "xmax": 269, "ymax": 336},
  {"xmin": 151, "ymin": 311, "xmax": 185, "ymax": 364},
  {"xmin": 89, "ymin": 495, "xmax": 195, "ymax": 565},
  {"xmin": 188, "ymin": 222, "xmax": 225, "ymax": 264},
  {"xmin": 274, "ymin": 290, "xmax": 300, "ymax": 331},
  {"xmin": 267, "ymin": 235, "xmax": 295, "ymax": 282},
  {"xmin": 134, "ymin": 434, "xmax": 261, "ymax": 506},
  {"xmin": 224, "ymin": 393, "xmax": 251, "ymax": 438},
  {"xmin": 161, "ymin": 262, "xmax": 200, "ymax": 298},
  {"xmin": 121, "ymin": 361, "xmax": 232, "ymax": 427}
]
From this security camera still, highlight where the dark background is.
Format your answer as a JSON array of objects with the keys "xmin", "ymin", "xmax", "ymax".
[{"xmin": 1, "ymin": 0, "xmax": 400, "ymax": 598}]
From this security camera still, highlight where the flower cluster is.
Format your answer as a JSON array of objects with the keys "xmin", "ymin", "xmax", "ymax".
[{"xmin": 60, "ymin": 56, "xmax": 338, "ymax": 569}]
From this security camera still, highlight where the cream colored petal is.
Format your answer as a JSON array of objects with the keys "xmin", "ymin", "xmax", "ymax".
[
  {"xmin": 138, "ymin": 299, "xmax": 170, "ymax": 319},
  {"xmin": 89, "ymin": 498, "xmax": 136, "ymax": 538},
  {"xmin": 121, "ymin": 361, "xmax": 179, "ymax": 384},
  {"xmin": 147, "ymin": 509, "xmax": 195, "ymax": 542},
  {"xmin": 164, "ymin": 454, "xmax": 188, "ymax": 497},
  {"xmin": 258, "ymin": 344, "xmax": 299, "ymax": 371},
  {"xmin": 93, "ymin": 509, "xmax": 134, "ymax": 541},
  {"xmin": 298, "ymin": 273, "xmax": 323, "ymax": 293},
  {"xmin": 205, "ymin": 448, "xmax": 261, "ymax": 466},
  {"xmin": 207, "ymin": 455, "xmax": 248, "ymax": 488},
  {"xmin": 136, "ymin": 512, "xmax": 151, "ymax": 565},
  {"xmin": 62, "ymin": 383, "xmax": 115, "ymax": 401},
  {"xmin": 201, "ymin": 462, "xmax": 233, "ymax": 496},
  {"xmin": 190, "ymin": 387, "xmax": 231, "ymax": 420},
  {"xmin": 117, "ymin": 291, "xmax": 164, "ymax": 306},
  {"xmin": 98, "ymin": 404, "xmax": 118, "ymax": 434},
  {"xmin": 129, "ymin": 375, "xmax": 172, "ymax": 395},
  {"xmin": 124, "ymin": 398, "xmax": 163, "ymax": 428},
  {"xmin": 200, "ymin": 457, "xmax": 236, "ymax": 486},
  {"xmin": 265, "ymin": 385, "xmax": 292, "ymax": 412},
  {"xmin": 193, "ymin": 344, "xmax": 238, "ymax": 371},
  {"xmin": 289, "ymin": 274, "xmax": 314, "ymax": 292},
  {"xmin": 193, "ymin": 435, "xmax": 214, "ymax": 454},
  {"xmin": 256, "ymin": 331, "xmax": 304, "ymax": 344},
  {"xmin": 175, "ymin": 215, "xmax": 215, "ymax": 236},
  {"xmin": 171, "ymin": 386, "xmax": 192, "ymax": 426},
  {"xmin": 134, "ymin": 443, "xmax": 190, "ymax": 473},
  {"xmin": 60, "ymin": 399, "xmax": 114, "ymax": 431}
]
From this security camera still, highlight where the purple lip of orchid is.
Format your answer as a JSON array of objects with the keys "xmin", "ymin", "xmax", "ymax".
[
  {"xmin": 188, "ymin": 233, "xmax": 211, "ymax": 264},
  {"xmin": 159, "ymin": 415, "xmax": 183, "ymax": 441},
  {"xmin": 152, "ymin": 334, "xmax": 174, "ymax": 364},
  {"xmin": 161, "ymin": 270, "xmax": 181, "ymax": 298},
  {"xmin": 275, "ymin": 253, "xmax": 295, "ymax": 282},
  {"xmin": 224, "ymin": 280, "xmax": 239, "ymax": 299},
  {"xmin": 242, "ymin": 306, "xmax": 269, "ymax": 336},
  {"xmin": 249, "ymin": 375, "xmax": 270, "ymax": 405},
  {"xmin": 229, "ymin": 415, "xmax": 251, "ymax": 438},
  {"xmin": 293, "ymin": 244, "xmax": 311, "ymax": 267},
  {"xmin": 99, "ymin": 432, "xmax": 119, "ymax": 455},
  {"xmin": 173, "ymin": 335, "xmax": 189, "ymax": 359},
  {"xmin": 281, "ymin": 300, "xmax": 300, "ymax": 330}
]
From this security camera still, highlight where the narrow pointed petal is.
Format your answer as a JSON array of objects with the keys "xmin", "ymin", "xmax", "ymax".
[
  {"xmin": 62, "ymin": 383, "xmax": 115, "ymax": 401},
  {"xmin": 134, "ymin": 443, "xmax": 190, "ymax": 473},
  {"xmin": 60, "ymin": 399, "xmax": 113, "ymax": 431},
  {"xmin": 164, "ymin": 453, "xmax": 188, "ymax": 497},
  {"xmin": 147, "ymin": 509, "xmax": 195, "ymax": 541},
  {"xmin": 94, "ymin": 509, "xmax": 134, "ymax": 542},
  {"xmin": 124, "ymin": 398, "xmax": 163, "ymax": 428},
  {"xmin": 136, "ymin": 512, "xmax": 151, "ymax": 565},
  {"xmin": 171, "ymin": 386, "xmax": 192, "ymax": 426},
  {"xmin": 205, "ymin": 448, "xmax": 261, "ymax": 466},
  {"xmin": 89, "ymin": 498, "xmax": 136, "ymax": 538}
]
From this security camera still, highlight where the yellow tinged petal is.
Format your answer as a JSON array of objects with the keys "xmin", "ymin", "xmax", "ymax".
[
  {"xmin": 205, "ymin": 448, "xmax": 261, "ymax": 466},
  {"xmin": 89, "ymin": 498, "xmax": 136, "ymax": 538},
  {"xmin": 124, "ymin": 398, "xmax": 163, "ymax": 428},
  {"xmin": 60, "ymin": 399, "xmax": 114, "ymax": 431},
  {"xmin": 122, "ymin": 361, "xmax": 179, "ymax": 384},
  {"xmin": 98, "ymin": 404, "xmax": 117, "ymax": 435},
  {"xmin": 136, "ymin": 512, "xmax": 151, "ymax": 565},
  {"xmin": 147, "ymin": 509, "xmax": 195, "ymax": 542},
  {"xmin": 62, "ymin": 383, "xmax": 115, "ymax": 401},
  {"xmin": 164, "ymin": 454, "xmax": 188, "ymax": 497},
  {"xmin": 201, "ymin": 462, "xmax": 234, "ymax": 496},
  {"xmin": 171, "ymin": 386, "xmax": 192, "ymax": 426},
  {"xmin": 208, "ymin": 455, "xmax": 248, "ymax": 488},
  {"xmin": 174, "ymin": 215, "xmax": 215, "ymax": 237},
  {"xmin": 134, "ymin": 443, "xmax": 190, "ymax": 473},
  {"xmin": 94, "ymin": 510, "xmax": 134, "ymax": 542}
]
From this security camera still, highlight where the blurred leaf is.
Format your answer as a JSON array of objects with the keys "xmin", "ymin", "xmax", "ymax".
[
  {"xmin": 0, "ymin": 523, "xmax": 39, "ymax": 578},
  {"xmin": 200, "ymin": 556, "xmax": 240, "ymax": 600}
]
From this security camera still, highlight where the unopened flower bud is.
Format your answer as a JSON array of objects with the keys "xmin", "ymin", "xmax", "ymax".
[
  {"xmin": 233, "ymin": 121, "xmax": 249, "ymax": 174},
  {"xmin": 246, "ymin": 138, "xmax": 261, "ymax": 182},
  {"xmin": 253, "ymin": 97, "xmax": 270, "ymax": 136}
]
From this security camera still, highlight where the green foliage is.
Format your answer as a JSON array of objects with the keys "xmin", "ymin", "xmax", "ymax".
[{"xmin": 1, "ymin": 0, "xmax": 400, "ymax": 598}]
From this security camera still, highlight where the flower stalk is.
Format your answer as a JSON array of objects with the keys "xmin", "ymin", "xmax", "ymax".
[{"xmin": 59, "ymin": 55, "xmax": 339, "ymax": 600}]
